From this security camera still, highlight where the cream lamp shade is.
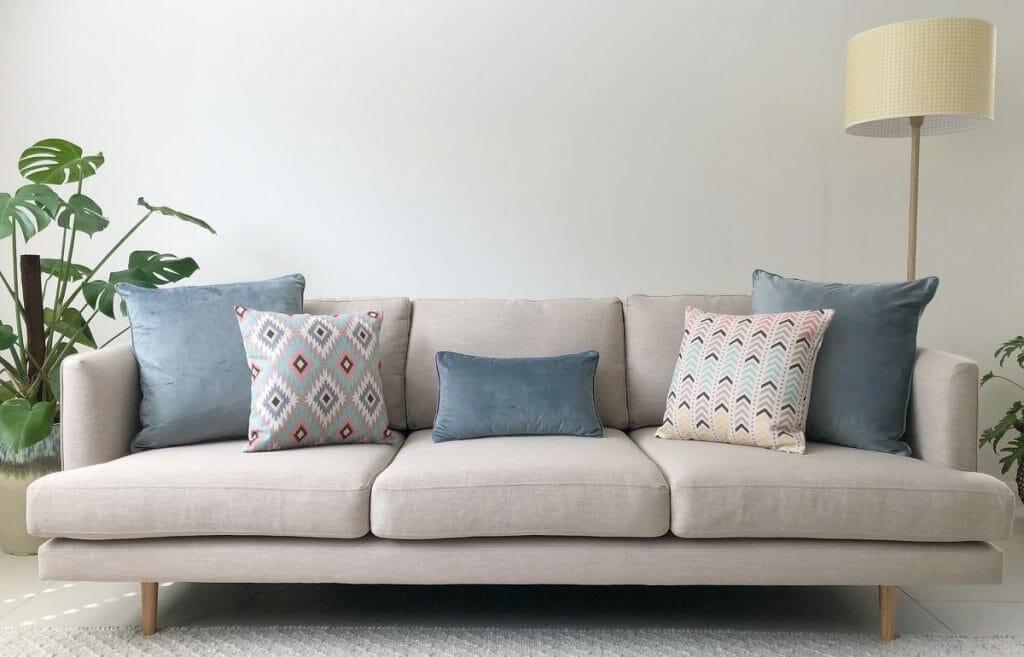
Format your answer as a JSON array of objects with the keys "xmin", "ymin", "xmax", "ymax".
[{"xmin": 845, "ymin": 17, "xmax": 996, "ymax": 137}]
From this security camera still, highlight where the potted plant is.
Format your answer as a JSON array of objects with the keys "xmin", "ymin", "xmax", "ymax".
[
  {"xmin": 0, "ymin": 138, "xmax": 215, "ymax": 554},
  {"xmin": 980, "ymin": 336, "xmax": 1024, "ymax": 504}
]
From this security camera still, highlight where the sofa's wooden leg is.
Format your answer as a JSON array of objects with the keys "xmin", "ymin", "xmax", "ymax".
[
  {"xmin": 879, "ymin": 585, "xmax": 896, "ymax": 641},
  {"xmin": 141, "ymin": 582, "xmax": 158, "ymax": 636}
]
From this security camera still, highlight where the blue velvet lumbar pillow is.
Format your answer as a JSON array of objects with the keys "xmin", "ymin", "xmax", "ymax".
[
  {"xmin": 118, "ymin": 274, "xmax": 305, "ymax": 451},
  {"xmin": 432, "ymin": 351, "xmax": 604, "ymax": 442},
  {"xmin": 750, "ymin": 269, "xmax": 938, "ymax": 455}
]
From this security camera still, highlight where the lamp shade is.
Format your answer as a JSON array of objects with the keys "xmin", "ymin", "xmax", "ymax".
[{"xmin": 845, "ymin": 17, "xmax": 996, "ymax": 137}]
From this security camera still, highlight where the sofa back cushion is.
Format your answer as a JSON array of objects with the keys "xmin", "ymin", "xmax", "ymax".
[
  {"xmin": 304, "ymin": 298, "xmax": 412, "ymax": 430},
  {"xmin": 405, "ymin": 298, "xmax": 628, "ymax": 430},
  {"xmin": 624, "ymin": 294, "xmax": 751, "ymax": 428}
]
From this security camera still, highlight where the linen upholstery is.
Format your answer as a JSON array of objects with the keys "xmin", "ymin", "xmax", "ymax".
[
  {"xmin": 433, "ymin": 351, "xmax": 602, "ymax": 441},
  {"xmin": 751, "ymin": 270, "xmax": 939, "ymax": 454},
  {"xmin": 304, "ymin": 298, "xmax": 412, "ymax": 430},
  {"xmin": 405, "ymin": 298, "xmax": 628, "ymax": 430},
  {"xmin": 119, "ymin": 275, "xmax": 306, "ymax": 451},
  {"xmin": 59, "ymin": 344, "xmax": 139, "ymax": 469},
  {"xmin": 27, "ymin": 437, "xmax": 403, "ymax": 540},
  {"xmin": 907, "ymin": 347, "xmax": 980, "ymax": 471},
  {"xmin": 624, "ymin": 294, "xmax": 752, "ymax": 428},
  {"xmin": 371, "ymin": 429, "xmax": 668, "ymax": 538},
  {"xmin": 632, "ymin": 427, "xmax": 1014, "ymax": 542},
  {"xmin": 38, "ymin": 536, "xmax": 1002, "ymax": 586}
]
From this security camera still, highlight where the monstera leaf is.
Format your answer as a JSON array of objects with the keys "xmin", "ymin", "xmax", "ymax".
[
  {"xmin": 118, "ymin": 250, "xmax": 200, "ymax": 286},
  {"xmin": 39, "ymin": 258, "xmax": 92, "ymax": 281},
  {"xmin": 0, "ymin": 399, "xmax": 56, "ymax": 451},
  {"xmin": 81, "ymin": 280, "xmax": 120, "ymax": 319},
  {"xmin": 138, "ymin": 197, "xmax": 216, "ymax": 234},
  {"xmin": 83, "ymin": 250, "xmax": 200, "ymax": 318},
  {"xmin": 18, "ymin": 139, "xmax": 104, "ymax": 185},
  {"xmin": 57, "ymin": 193, "xmax": 109, "ymax": 236},
  {"xmin": 43, "ymin": 307, "xmax": 97, "ymax": 348},
  {"xmin": 0, "ymin": 184, "xmax": 59, "ymax": 241}
]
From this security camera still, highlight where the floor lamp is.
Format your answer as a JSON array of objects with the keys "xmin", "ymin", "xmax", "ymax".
[{"xmin": 844, "ymin": 17, "xmax": 996, "ymax": 280}]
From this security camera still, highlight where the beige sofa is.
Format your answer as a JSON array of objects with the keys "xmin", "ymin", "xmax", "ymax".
[{"xmin": 26, "ymin": 295, "xmax": 1016, "ymax": 640}]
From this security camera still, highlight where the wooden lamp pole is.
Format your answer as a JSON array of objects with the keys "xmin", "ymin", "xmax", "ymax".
[{"xmin": 906, "ymin": 116, "xmax": 923, "ymax": 281}]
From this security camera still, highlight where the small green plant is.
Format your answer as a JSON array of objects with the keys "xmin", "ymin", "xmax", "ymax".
[
  {"xmin": 0, "ymin": 139, "xmax": 215, "ymax": 452},
  {"xmin": 980, "ymin": 336, "xmax": 1024, "ymax": 502}
]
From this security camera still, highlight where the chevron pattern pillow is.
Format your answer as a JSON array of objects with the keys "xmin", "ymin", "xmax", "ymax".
[
  {"xmin": 656, "ymin": 306, "xmax": 834, "ymax": 454},
  {"xmin": 236, "ymin": 307, "xmax": 396, "ymax": 452}
]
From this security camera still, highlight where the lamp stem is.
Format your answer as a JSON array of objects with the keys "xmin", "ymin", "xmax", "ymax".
[{"xmin": 907, "ymin": 115, "xmax": 923, "ymax": 280}]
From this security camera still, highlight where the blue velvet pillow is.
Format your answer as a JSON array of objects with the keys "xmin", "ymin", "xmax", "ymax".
[
  {"xmin": 118, "ymin": 274, "xmax": 305, "ymax": 451},
  {"xmin": 750, "ymin": 269, "xmax": 938, "ymax": 454},
  {"xmin": 432, "ymin": 351, "xmax": 603, "ymax": 442}
]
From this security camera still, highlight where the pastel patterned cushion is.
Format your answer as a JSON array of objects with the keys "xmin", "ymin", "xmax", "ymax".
[
  {"xmin": 656, "ymin": 306, "xmax": 834, "ymax": 454},
  {"xmin": 236, "ymin": 308, "xmax": 395, "ymax": 452}
]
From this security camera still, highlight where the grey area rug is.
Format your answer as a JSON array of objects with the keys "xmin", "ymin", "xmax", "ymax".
[{"xmin": 3, "ymin": 627, "xmax": 1024, "ymax": 657}]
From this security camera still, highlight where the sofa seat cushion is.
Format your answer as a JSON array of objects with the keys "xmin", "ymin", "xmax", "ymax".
[
  {"xmin": 631, "ymin": 427, "xmax": 1014, "ymax": 542},
  {"xmin": 28, "ymin": 437, "xmax": 403, "ymax": 540},
  {"xmin": 370, "ymin": 429, "xmax": 669, "ymax": 539}
]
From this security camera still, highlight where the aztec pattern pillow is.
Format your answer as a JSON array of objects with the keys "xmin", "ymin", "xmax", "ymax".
[
  {"xmin": 236, "ymin": 307, "xmax": 395, "ymax": 452},
  {"xmin": 656, "ymin": 306, "xmax": 834, "ymax": 454}
]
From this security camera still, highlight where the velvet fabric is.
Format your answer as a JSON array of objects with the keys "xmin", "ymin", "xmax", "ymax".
[
  {"xmin": 750, "ymin": 270, "xmax": 938, "ymax": 454},
  {"xmin": 118, "ymin": 275, "xmax": 305, "ymax": 451},
  {"xmin": 432, "ymin": 351, "xmax": 603, "ymax": 442}
]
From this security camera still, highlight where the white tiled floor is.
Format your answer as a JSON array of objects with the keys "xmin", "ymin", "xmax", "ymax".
[{"xmin": 2, "ymin": 519, "xmax": 1022, "ymax": 636}]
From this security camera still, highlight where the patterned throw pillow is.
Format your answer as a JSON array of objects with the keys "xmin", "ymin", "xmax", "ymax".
[
  {"xmin": 656, "ymin": 306, "xmax": 834, "ymax": 454},
  {"xmin": 236, "ymin": 308, "xmax": 395, "ymax": 452}
]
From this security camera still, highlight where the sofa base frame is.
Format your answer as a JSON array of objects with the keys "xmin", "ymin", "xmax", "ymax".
[
  {"xmin": 41, "ymin": 536, "xmax": 1002, "ymax": 641},
  {"xmin": 132, "ymin": 580, "xmax": 902, "ymax": 640}
]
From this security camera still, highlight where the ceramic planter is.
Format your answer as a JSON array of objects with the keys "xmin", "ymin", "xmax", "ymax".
[{"xmin": 0, "ymin": 424, "xmax": 60, "ymax": 556}]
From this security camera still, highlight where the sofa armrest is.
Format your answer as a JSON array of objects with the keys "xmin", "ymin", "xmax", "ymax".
[
  {"xmin": 905, "ymin": 347, "xmax": 979, "ymax": 472},
  {"xmin": 59, "ymin": 344, "xmax": 140, "ymax": 470}
]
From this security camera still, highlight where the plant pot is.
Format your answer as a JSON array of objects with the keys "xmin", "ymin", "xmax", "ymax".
[{"xmin": 0, "ymin": 424, "xmax": 60, "ymax": 556}]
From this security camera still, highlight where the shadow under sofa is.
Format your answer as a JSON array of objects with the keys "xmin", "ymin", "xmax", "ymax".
[{"xmin": 25, "ymin": 295, "xmax": 1017, "ymax": 640}]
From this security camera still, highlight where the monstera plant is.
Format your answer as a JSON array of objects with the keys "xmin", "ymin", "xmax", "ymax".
[
  {"xmin": 0, "ymin": 138, "xmax": 215, "ymax": 453},
  {"xmin": 980, "ymin": 336, "xmax": 1024, "ymax": 504}
]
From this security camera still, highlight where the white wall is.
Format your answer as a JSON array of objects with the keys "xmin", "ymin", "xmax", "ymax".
[{"xmin": 2, "ymin": 1, "xmax": 1022, "ymax": 491}]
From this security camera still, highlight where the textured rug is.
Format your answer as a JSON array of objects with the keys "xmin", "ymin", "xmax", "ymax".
[{"xmin": 3, "ymin": 626, "xmax": 1024, "ymax": 657}]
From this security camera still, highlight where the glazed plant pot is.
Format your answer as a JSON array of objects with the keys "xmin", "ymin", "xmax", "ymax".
[{"xmin": 0, "ymin": 424, "xmax": 60, "ymax": 556}]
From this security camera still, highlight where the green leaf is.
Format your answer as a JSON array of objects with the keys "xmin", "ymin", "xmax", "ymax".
[
  {"xmin": 998, "ymin": 434, "xmax": 1024, "ymax": 474},
  {"xmin": 18, "ymin": 139, "xmax": 104, "ymax": 185},
  {"xmin": 117, "ymin": 250, "xmax": 199, "ymax": 286},
  {"xmin": 0, "ymin": 323, "xmax": 16, "ymax": 350},
  {"xmin": 39, "ymin": 258, "xmax": 92, "ymax": 281},
  {"xmin": 56, "ymin": 193, "xmax": 109, "ymax": 236},
  {"xmin": 43, "ymin": 306, "xmax": 97, "ymax": 349},
  {"xmin": 0, "ymin": 184, "xmax": 59, "ymax": 241},
  {"xmin": 82, "ymin": 280, "xmax": 118, "ymax": 319},
  {"xmin": 138, "ymin": 197, "xmax": 216, "ymax": 235},
  {"xmin": 981, "ymin": 401, "xmax": 1024, "ymax": 451},
  {"xmin": 82, "ymin": 250, "xmax": 200, "ymax": 319},
  {"xmin": 46, "ymin": 343, "xmax": 77, "ymax": 400},
  {"xmin": 980, "ymin": 371, "xmax": 995, "ymax": 387},
  {"xmin": 994, "ymin": 336, "xmax": 1024, "ymax": 368},
  {"xmin": 0, "ymin": 399, "xmax": 56, "ymax": 451}
]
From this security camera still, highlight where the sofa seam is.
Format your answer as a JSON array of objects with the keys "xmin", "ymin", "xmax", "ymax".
[
  {"xmin": 32, "ymin": 529, "xmax": 369, "ymax": 540},
  {"xmin": 34, "ymin": 485, "xmax": 374, "ymax": 493},
  {"xmin": 373, "ymin": 481, "xmax": 670, "ymax": 492},
  {"xmin": 671, "ymin": 484, "xmax": 1013, "ymax": 496},
  {"xmin": 673, "ymin": 529, "xmax": 1011, "ymax": 542}
]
